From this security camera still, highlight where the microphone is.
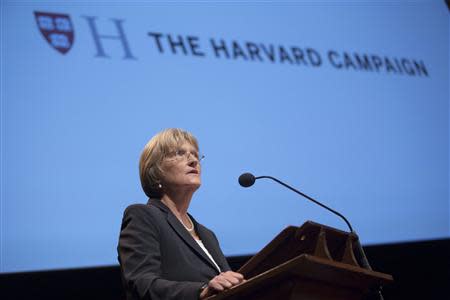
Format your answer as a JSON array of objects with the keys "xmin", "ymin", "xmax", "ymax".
[
  {"xmin": 238, "ymin": 173, "xmax": 256, "ymax": 187},
  {"xmin": 238, "ymin": 172, "xmax": 353, "ymax": 232},
  {"xmin": 238, "ymin": 172, "xmax": 385, "ymax": 300}
]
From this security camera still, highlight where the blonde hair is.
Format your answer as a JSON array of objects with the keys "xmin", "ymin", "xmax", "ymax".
[{"xmin": 139, "ymin": 128, "xmax": 199, "ymax": 198}]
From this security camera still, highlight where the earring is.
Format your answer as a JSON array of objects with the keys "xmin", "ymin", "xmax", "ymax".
[{"xmin": 158, "ymin": 183, "xmax": 162, "ymax": 189}]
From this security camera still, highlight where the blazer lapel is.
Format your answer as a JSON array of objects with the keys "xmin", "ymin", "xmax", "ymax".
[
  {"xmin": 194, "ymin": 218, "xmax": 227, "ymax": 272},
  {"xmin": 148, "ymin": 199, "xmax": 220, "ymax": 273}
]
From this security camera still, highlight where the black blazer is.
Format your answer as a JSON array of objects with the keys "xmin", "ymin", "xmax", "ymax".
[{"xmin": 118, "ymin": 199, "xmax": 231, "ymax": 300}]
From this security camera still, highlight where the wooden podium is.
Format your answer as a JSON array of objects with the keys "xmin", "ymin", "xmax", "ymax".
[{"xmin": 208, "ymin": 221, "xmax": 393, "ymax": 300}]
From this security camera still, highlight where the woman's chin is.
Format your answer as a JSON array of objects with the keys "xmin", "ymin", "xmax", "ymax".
[{"xmin": 178, "ymin": 181, "xmax": 201, "ymax": 191}]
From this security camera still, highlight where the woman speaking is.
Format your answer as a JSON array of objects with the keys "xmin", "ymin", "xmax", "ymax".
[{"xmin": 118, "ymin": 128, "xmax": 244, "ymax": 300}]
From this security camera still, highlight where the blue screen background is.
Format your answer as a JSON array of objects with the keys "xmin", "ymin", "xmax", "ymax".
[{"xmin": 1, "ymin": 0, "xmax": 449, "ymax": 273}]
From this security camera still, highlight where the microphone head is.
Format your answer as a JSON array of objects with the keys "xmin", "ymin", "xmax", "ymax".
[{"xmin": 238, "ymin": 173, "xmax": 256, "ymax": 187}]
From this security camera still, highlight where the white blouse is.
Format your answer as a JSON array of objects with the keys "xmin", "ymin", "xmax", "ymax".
[{"xmin": 195, "ymin": 239, "xmax": 221, "ymax": 272}]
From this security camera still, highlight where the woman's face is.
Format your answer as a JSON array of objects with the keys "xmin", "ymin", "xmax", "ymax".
[{"xmin": 160, "ymin": 142, "xmax": 202, "ymax": 192}]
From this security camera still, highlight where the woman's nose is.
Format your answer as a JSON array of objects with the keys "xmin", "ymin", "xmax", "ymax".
[{"xmin": 187, "ymin": 157, "xmax": 198, "ymax": 167}]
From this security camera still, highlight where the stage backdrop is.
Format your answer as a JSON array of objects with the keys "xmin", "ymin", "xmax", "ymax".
[{"xmin": 1, "ymin": 0, "xmax": 449, "ymax": 273}]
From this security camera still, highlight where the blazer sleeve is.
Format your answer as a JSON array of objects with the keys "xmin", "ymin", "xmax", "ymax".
[{"xmin": 118, "ymin": 205, "xmax": 205, "ymax": 300}]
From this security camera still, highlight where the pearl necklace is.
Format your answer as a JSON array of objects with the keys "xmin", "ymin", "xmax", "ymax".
[{"xmin": 179, "ymin": 214, "xmax": 195, "ymax": 232}]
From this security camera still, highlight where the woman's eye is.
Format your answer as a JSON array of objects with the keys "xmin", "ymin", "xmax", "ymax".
[{"xmin": 176, "ymin": 149, "xmax": 186, "ymax": 157}]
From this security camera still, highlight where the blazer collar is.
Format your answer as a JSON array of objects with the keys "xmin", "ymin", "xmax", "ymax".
[{"xmin": 147, "ymin": 198, "xmax": 221, "ymax": 273}]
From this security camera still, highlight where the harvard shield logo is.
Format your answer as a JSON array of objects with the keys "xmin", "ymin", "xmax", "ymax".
[{"xmin": 34, "ymin": 11, "xmax": 74, "ymax": 54}]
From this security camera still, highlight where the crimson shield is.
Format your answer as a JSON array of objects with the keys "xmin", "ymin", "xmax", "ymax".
[{"xmin": 34, "ymin": 11, "xmax": 74, "ymax": 54}]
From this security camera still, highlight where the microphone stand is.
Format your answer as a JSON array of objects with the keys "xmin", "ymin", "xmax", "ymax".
[{"xmin": 256, "ymin": 175, "xmax": 354, "ymax": 232}]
